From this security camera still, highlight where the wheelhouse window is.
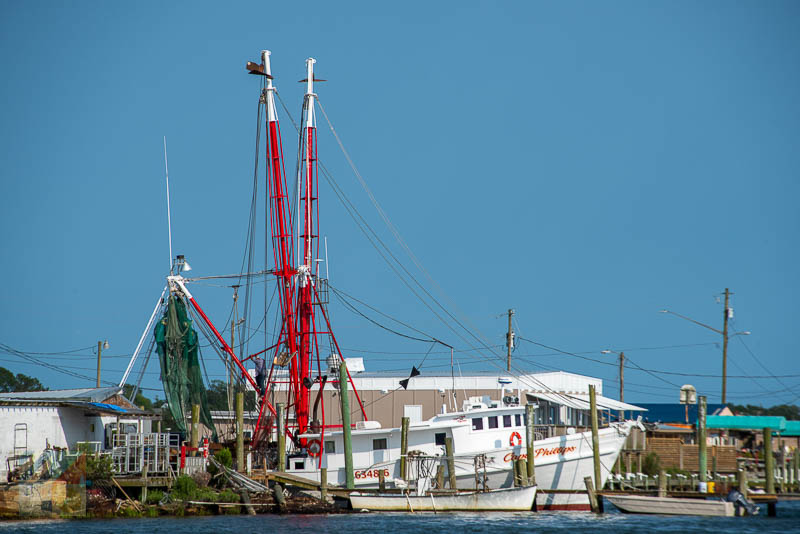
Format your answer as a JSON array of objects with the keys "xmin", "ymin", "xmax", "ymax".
[
  {"xmin": 325, "ymin": 440, "xmax": 336, "ymax": 453},
  {"xmin": 503, "ymin": 415, "xmax": 512, "ymax": 428},
  {"xmin": 373, "ymin": 438, "xmax": 388, "ymax": 450},
  {"xmin": 472, "ymin": 417, "xmax": 484, "ymax": 431},
  {"xmin": 515, "ymin": 414, "xmax": 522, "ymax": 427},
  {"xmin": 488, "ymin": 416, "xmax": 499, "ymax": 429},
  {"xmin": 435, "ymin": 432, "xmax": 446, "ymax": 446}
]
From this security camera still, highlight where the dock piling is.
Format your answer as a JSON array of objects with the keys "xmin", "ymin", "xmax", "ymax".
[
  {"xmin": 698, "ymin": 395, "xmax": 707, "ymax": 489},
  {"xmin": 320, "ymin": 467, "xmax": 328, "ymax": 501},
  {"xmin": 445, "ymin": 436, "xmax": 457, "ymax": 489},
  {"xmin": 277, "ymin": 403, "xmax": 286, "ymax": 472},
  {"xmin": 236, "ymin": 391, "xmax": 244, "ymax": 471},
  {"xmin": 190, "ymin": 404, "xmax": 200, "ymax": 454},
  {"xmin": 658, "ymin": 469, "xmax": 667, "ymax": 498},
  {"xmin": 589, "ymin": 385, "xmax": 601, "ymax": 490},
  {"xmin": 400, "ymin": 417, "xmax": 410, "ymax": 481},
  {"xmin": 338, "ymin": 360, "xmax": 355, "ymax": 489},
  {"xmin": 525, "ymin": 403, "xmax": 536, "ymax": 486},
  {"xmin": 764, "ymin": 427, "xmax": 775, "ymax": 495}
]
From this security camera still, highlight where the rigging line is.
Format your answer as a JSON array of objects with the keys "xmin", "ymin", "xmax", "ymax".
[
  {"xmin": 332, "ymin": 290, "xmax": 435, "ymax": 343},
  {"xmin": 183, "ymin": 270, "xmax": 274, "ymax": 281},
  {"xmin": 0, "ymin": 344, "xmax": 97, "ymax": 355},
  {"xmin": 0, "ymin": 343, "xmax": 123, "ymax": 386},
  {"xmin": 330, "ymin": 285, "xmax": 442, "ymax": 341},
  {"xmin": 514, "ymin": 335, "xmax": 800, "ymax": 379},
  {"xmin": 621, "ymin": 355, "xmax": 681, "ymax": 388},
  {"xmin": 731, "ymin": 317, "xmax": 794, "ymax": 393},
  {"xmin": 318, "ymin": 98, "xmax": 506, "ymax": 366},
  {"xmin": 276, "ymin": 90, "xmax": 471, "ymax": 354},
  {"xmin": 284, "ymin": 96, "xmax": 605, "ymax": 405},
  {"xmin": 130, "ymin": 335, "xmax": 157, "ymax": 403}
]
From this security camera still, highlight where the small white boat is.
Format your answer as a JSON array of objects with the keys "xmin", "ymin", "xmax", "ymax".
[
  {"xmin": 350, "ymin": 485, "xmax": 537, "ymax": 512},
  {"xmin": 606, "ymin": 494, "xmax": 734, "ymax": 517}
]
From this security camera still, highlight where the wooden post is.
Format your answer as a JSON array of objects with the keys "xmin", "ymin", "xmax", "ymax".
[
  {"xmin": 400, "ymin": 416, "xmax": 410, "ymax": 481},
  {"xmin": 240, "ymin": 490, "xmax": 256, "ymax": 515},
  {"xmin": 445, "ymin": 436, "xmax": 457, "ymax": 489},
  {"xmin": 513, "ymin": 460, "xmax": 521, "ymax": 487},
  {"xmin": 236, "ymin": 391, "xmax": 244, "ymax": 471},
  {"xmin": 698, "ymin": 395, "xmax": 707, "ymax": 486},
  {"xmin": 712, "ymin": 448, "xmax": 718, "ymax": 480},
  {"xmin": 525, "ymin": 403, "xmax": 536, "ymax": 486},
  {"xmin": 764, "ymin": 427, "xmax": 775, "ymax": 494},
  {"xmin": 155, "ymin": 420, "xmax": 161, "ymax": 434},
  {"xmin": 277, "ymin": 403, "xmax": 286, "ymax": 472},
  {"xmin": 584, "ymin": 476, "xmax": 602, "ymax": 513},
  {"xmin": 141, "ymin": 464, "xmax": 148, "ymax": 504},
  {"xmin": 378, "ymin": 467, "xmax": 386, "ymax": 491},
  {"xmin": 779, "ymin": 442, "xmax": 786, "ymax": 494},
  {"xmin": 658, "ymin": 469, "xmax": 667, "ymax": 498},
  {"xmin": 589, "ymin": 385, "xmax": 602, "ymax": 490},
  {"xmin": 738, "ymin": 468, "xmax": 748, "ymax": 497},
  {"xmin": 190, "ymin": 404, "xmax": 200, "ymax": 455},
  {"xmin": 320, "ymin": 467, "xmax": 328, "ymax": 501},
  {"xmin": 338, "ymin": 360, "xmax": 355, "ymax": 489},
  {"xmin": 273, "ymin": 482, "xmax": 286, "ymax": 512},
  {"xmin": 519, "ymin": 459, "xmax": 529, "ymax": 486},
  {"xmin": 435, "ymin": 465, "xmax": 444, "ymax": 490}
]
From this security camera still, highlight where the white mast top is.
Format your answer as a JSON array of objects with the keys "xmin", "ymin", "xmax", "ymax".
[
  {"xmin": 304, "ymin": 57, "xmax": 316, "ymax": 128},
  {"xmin": 262, "ymin": 50, "xmax": 278, "ymax": 122}
]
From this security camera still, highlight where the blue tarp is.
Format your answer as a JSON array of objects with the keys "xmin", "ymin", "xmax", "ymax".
[
  {"xmin": 634, "ymin": 403, "xmax": 728, "ymax": 424},
  {"xmin": 706, "ymin": 415, "xmax": 786, "ymax": 431},
  {"xmin": 88, "ymin": 402, "xmax": 128, "ymax": 413},
  {"xmin": 781, "ymin": 421, "xmax": 800, "ymax": 436}
]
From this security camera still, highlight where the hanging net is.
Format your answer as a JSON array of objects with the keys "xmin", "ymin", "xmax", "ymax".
[{"xmin": 155, "ymin": 294, "xmax": 217, "ymax": 441}]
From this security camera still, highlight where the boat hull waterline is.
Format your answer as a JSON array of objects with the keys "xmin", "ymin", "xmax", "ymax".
[{"xmin": 350, "ymin": 485, "xmax": 537, "ymax": 512}]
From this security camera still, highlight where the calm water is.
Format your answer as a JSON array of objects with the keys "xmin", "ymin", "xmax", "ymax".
[{"xmin": 2, "ymin": 501, "xmax": 800, "ymax": 533}]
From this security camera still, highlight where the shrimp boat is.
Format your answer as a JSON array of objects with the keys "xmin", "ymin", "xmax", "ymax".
[
  {"xmin": 133, "ymin": 49, "xmax": 640, "ymax": 511},
  {"xmin": 292, "ymin": 395, "xmax": 638, "ymax": 510}
]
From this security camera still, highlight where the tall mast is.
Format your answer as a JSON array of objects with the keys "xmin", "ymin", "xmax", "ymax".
[
  {"xmin": 296, "ymin": 57, "xmax": 318, "ymax": 438},
  {"xmin": 262, "ymin": 50, "xmax": 301, "ymax": 424}
]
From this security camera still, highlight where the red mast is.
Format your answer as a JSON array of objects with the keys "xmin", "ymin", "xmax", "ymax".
[
  {"xmin": 296, "ymin": 57, "xmax": 319, "ymax": 438},
  {"xmin": 261, "ymin": 50, "xmax": 300, "ymax": 413}
]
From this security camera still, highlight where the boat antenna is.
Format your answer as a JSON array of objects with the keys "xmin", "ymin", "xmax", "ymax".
[{"xmin": 164, "ymin": 136, "xmax": 174, "ymax": 274}]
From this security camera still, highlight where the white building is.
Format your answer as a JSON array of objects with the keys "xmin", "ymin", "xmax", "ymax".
[{"xmin": 0, "ymin": 386, "xmax": 158, "ymax": 480}]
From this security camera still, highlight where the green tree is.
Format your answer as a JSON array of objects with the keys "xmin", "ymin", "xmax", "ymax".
[
  {"xmin": 205, "ymin": 379, "xmax": 255, "ymax": 411},
  {"xmin": 0, "ymin": 366, "xmax": 47, "ymax": 392},
  {"xmin": 122, "ymin": 385, "xmax": 153, "ymax": 411},
  {"xmin": 728, "ymin": 403, "xmax": 800, "ymax": 419}
]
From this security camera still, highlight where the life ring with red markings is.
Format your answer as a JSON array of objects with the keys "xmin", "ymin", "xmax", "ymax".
[
  {"xmin": 308, "ymin": 439, "xmax": 322, "ymax": 457},
  {"xmin": 509, "ymin": 431, "xmax": 523, "ymax": 447}
]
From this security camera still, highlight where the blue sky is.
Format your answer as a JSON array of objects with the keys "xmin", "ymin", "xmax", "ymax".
[{"xmin": 1, "ymin": 1, "xmax": 798, "ymax": 407}]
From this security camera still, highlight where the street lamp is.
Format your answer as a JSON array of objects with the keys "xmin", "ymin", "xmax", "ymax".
[
  {"xmin": 659, "ymin": 290, "xmax": 750, "ymax": 404},
  {"xmin": 601, "ymin": 349, "xmax": 625, "ymax": 420},
  {"xmin": 96, "ymin": 339, "xmax": 110, "ymax": 388}
]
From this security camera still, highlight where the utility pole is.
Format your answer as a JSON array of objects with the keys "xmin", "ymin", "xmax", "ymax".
[
  {"xmin": 506, "ymin": 309, "xmax": 514, "ymax": 372},
  {"xmin": 618, "ymin": 352, "xmax": 625, "ymax": 421},
  {"xmin": 96, "ymin": 340, "xmax": 108, "ymax": 388},
  {"xmin": 96, "ymin": 341, "xmax": 103, "ymax": 388},
  {"xmin": 722, "ymin": 288, "xmax": 730, "ymax": 405}
]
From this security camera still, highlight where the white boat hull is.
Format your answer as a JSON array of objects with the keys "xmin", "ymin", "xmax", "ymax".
[
  {"xmin": 606, "ymin": 494, "xmax": 735, "ymax": 517},
  {"xmin": 350, "ymin": 486, "xmax": 537, "ymax": 512},
  {"xmin": 293, "ymin": 423, "xmax": 633, "ymax": 511}
]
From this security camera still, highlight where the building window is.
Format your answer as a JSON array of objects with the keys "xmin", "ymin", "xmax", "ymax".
[
  {"xmin": 488, "ymin": 416, "xmax": 498, "ymax": 429},
  {"xmin": 503, "ymin": 415, "xmax": 512, "ymax": 428},
  {"xmin": 373, "ymin": 438, "xmax": 388, "ymax": 450},
  {"xmin": 325, "ymin": 440, "xmax": 336, "ymax": 453},
  {"xmin": 549, "ymin": 406, "xmax": 556, "ymax": 424},
  {"xmin": 472, "ymin": 418, "xmax": 484, "ymax": 431},
  {"xmin": 435, "ymin": 433, "xmax": 446, "ymax": 446},
  {"xmin": 516, "ymin": 414, "xmax": 522, "ymax": 427}
]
